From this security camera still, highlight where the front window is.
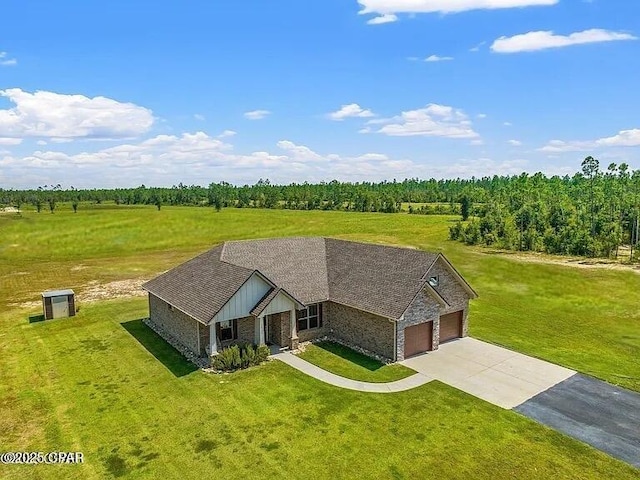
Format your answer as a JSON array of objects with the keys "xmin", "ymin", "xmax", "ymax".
[
  {"xmin": 296, "ymin": 304, "xmax": 323, "ymax": 331},
  {"xmin": 217, "ymin": 319, "xmax": 237, "ymax": 341}
]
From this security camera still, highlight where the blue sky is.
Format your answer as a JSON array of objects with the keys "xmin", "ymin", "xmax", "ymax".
[{"xmin": 1, "ymin": 0, "xmax": 639, "ymax": 188}]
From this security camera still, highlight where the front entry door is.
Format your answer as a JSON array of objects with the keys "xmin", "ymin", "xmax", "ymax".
[
  {"xmin": 52, "ymin": 296, "xmax": 69, "ymax": 319},
  {"xmin": 263, "ymin": 316, "xmax": 271, "ymax": 345}
]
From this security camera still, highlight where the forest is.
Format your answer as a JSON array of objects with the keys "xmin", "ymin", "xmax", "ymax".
[{"xmin": 2, "ymin": 157, "xmax": 639, "ymax": 260}]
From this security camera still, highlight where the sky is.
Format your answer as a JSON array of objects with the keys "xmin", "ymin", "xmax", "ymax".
[{"xmin": 1, "ymin": 0, "xmax": 639, "ymax": 188}]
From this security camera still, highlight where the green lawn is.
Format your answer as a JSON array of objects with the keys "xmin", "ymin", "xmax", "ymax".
[
  {"xmin": 297, "ymin": 342, "xmax": 415, "ymax": 383},
  {"xmin": 0, "ymin": 298, "xmax": 637, "ymax": 480},
  {"xmin": 1, "ymin": 204, "xmax": 639, "ymax": 478}
]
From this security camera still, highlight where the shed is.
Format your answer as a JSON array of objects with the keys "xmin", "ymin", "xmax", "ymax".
[{"xmin": 42, "ymin": 289, "xmax": 76, "ymax": 320}]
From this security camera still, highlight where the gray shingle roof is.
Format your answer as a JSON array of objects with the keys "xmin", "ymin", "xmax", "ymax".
[
  {"xmin": 250, "ymin": 287, "xmax": 280, "ymax": 317},
  {"xmin": 143, "ymin": 237, "xmax": 448, "ymax": 323},
  {"xmin": 141, "ymin": 245, "xmax": 254, "ymax": 324}
]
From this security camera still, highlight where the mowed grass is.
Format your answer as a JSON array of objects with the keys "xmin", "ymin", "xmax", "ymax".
[
  {"xmin": 0, "ymin": 299, "xmax": 637, "ymax": 480},
  {"xmin": 298, "ymin": 342, "xmax": 415, "ymax": 383},
  {"xmin": 1, "ymin": 204, "xmax": 638, "ymax": 390}
]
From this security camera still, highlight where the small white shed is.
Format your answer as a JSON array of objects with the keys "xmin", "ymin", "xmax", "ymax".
[{"xmin": 42, "ymin": 289, "xmax": 76, "ymax": 320}]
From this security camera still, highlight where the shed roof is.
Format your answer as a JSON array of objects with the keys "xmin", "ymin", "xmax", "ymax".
[{"xmin": 42, "ymin": 289, "xmax": 74, "ymax": 298}]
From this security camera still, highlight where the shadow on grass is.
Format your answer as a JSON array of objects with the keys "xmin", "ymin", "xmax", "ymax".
[
  {"xmin": 315, "ymin": 341, "xmax": 383, "ymax": 372},
  {"xmin": 121, "ymin": 319, "xmax": 198, "ymax": 377}
]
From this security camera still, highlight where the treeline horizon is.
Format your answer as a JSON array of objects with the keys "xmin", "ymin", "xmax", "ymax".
[{"xmin": 2, "ymin": 158, "xmax": 639, "ymax": 260}]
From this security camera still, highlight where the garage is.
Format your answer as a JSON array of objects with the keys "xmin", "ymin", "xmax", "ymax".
[
  {"xmin": 404, "ymin": 321, "xmax": 432, "ymax": 358},
  {"xmin": 439, "ymin": 311, "xmax": 463, "ymax": 343}
]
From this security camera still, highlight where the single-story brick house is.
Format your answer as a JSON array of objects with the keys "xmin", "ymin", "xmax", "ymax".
[{"xmin": 142, "ymin": 237, "xmax": 477, "ymax": 362}]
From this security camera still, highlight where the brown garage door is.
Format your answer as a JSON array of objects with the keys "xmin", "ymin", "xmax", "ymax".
[
  {"xmin": 404, "ymin": 322, "xmax": 432, "ymax": 358},
  {"xmin": 439, "ymin": 311, "xmax": 463, "ymax": 343}
]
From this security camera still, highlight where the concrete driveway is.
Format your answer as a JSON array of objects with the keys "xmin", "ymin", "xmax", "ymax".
[
  {"xmin": 401, "ymin": 337, "xmax": 576, "ymax": 409},
  {"xmin": 515, "ymin": 374, "xmax": 640, "ymax": 468}
]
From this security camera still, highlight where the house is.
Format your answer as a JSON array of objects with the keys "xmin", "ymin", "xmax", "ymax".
[{"xmin": 142, "ymin": 237, "xmax": 477, "ymax": 363}]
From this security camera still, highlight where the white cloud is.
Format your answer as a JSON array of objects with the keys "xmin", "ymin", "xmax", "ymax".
[
  {"xmin": 370, "ymin": 103, "xmax": 479, "ymax": 139},
  {"xmin": 367, "ymin": 13, "xmax": 398, "ymax": 24},
  {"xmin": 194, "ymin": 114, "xmax": 206, "ymax": 121},
  {"xmin": 470, "ymin": 41, "xmax": 486, "ymax": 52},
  {"xmin": 477, "ymin": 113, "xmax": 487, "ymax": 119},
  {"xmin": 358, "ymin": 0, "xmax": 557, "ymax": 17},
  {"xmin": 540, "ymin": 129, "xmax": 640, "ymax": 152},
  {"xmin": 0, "ymin": 89, "xmax": 154, "ymax": 141},
  {"xmin": 491, "ymin": 29, "xmax": 637, "ymax": 53},
  {"xmin": 218, "ymin": 129, "xmax": 237, "ymax": 138},
  {"xmin": 0, "ymin": 137, "xmax": 22, "ymax": 145},
  {"xmin": 508, "ymin": 139, "xmax": 522, "ymax": 146},
  {"xmin": 425, "ymin": 54, "xmax": 454, "ymax": 62},
  {"xmin": 328, "ymin": 103, "xmax": 375, "ymax": 121},
  {"xmin": 244, "ymin": 109, "xmax": 271, "ymax": 120},
  {"xmin": 503, "ymin": 122, "xmax": 512, "ymax": 126},
  {"xmin": 0, "ymin": 51, "xmax": 17, "ymax": 66}
]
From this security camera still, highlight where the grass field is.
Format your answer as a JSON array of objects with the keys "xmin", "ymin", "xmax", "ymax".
[
  {"xmin": 297, "ymin": 342, "xmax": 415, "ymax": 383},
  {"xmin": 1, "ymin": 204, "xmax": 639, "ymax": 478}
]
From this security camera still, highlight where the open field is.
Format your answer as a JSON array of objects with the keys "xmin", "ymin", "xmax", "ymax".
[{"xmin": 1, "ymin": 204, "xmax": 639, "ymax": 478}]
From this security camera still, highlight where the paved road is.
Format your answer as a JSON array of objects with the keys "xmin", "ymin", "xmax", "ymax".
[{"xmin": 515, "ymin": 374, "xmax": 640, "ymax": 468}]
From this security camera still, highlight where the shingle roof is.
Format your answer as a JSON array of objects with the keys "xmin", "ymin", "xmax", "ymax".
[
  {"xmin": 143, "ymin": 237, "xmax": 450, "ymax": 323},
  {"xmin": 141, "ymin": 245, "xmax": 254, "ymax": 324},
  {"xmin": 325, "ymin": 239, "xmax": 439, "ymax": 319},
  {"xmin": 250, "ymin": 287, "xmax": 280, "ymax": 317},
  {"xmin": 221, "ymin": 237, "xmax": 329, "ymax": 304}
]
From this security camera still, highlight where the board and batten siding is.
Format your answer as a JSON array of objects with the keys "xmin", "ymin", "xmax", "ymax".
[
  {"xmin": 260, "ymin": 291, "xmax": 295, "ymax": 316},
  {"xmin": 212, "ymin": 273, "xmax": 271, "ymax": 323}
]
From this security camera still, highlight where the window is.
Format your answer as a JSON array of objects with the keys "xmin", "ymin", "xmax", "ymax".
[
  {"xmin": 428, "ymin": 276, "xmax": 439, "ymax": 287},
  {"xmin": 296, "ymin": 303, "xmax": 323, "ymax": 331},
  {"xmin": 217, "ymin": 319, "xmax": 237, "ymax": 341}
]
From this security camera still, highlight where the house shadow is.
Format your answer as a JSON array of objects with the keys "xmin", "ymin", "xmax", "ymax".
[
  {"xmin": 315, "ymin": 341, "xmax": 383, "ymax": 372},
  {"xmin": 120, "ymin": 319, "xmax": 198, "ymax": 377}
]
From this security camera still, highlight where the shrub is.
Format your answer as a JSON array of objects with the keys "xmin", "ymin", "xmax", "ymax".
[
  {"xmin": 212, "ymin": 343, "xmax": 268, "ymax": 372},
  {"xmin": 256, "ymin": 345, "xmax": 270, "ymax": 363}
]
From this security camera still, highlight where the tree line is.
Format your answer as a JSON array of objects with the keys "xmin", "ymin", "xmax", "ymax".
[
  {"xmin": 1, "ymin": 157, "xmax": 638, "ymax": 260},
  {"xmin": 449, "ymin": 157, "xmax": 640, "ymax": 261}
]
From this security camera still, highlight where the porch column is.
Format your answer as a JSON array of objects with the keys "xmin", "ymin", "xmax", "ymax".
[
  {"xmin": 209, "ymin": 322, "xmax": 218, "ymax": 356},
  {"xmin": 255, "ymin": 315, "xmax": 266, "ymax": 345},
  {"xmin": 289, "ymin": 308, "xmax": 299, "ymax": 350}
]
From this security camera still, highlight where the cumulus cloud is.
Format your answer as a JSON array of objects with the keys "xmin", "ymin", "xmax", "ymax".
[
  {"xmin": 328, "ymin": 103, "xmax": 375, "ymax": 121},
  {"xmin": 425, "ymin": 54, "xmax": 454, "ymax": 62},
  {"xmin": 367, "ymin": 13, "xmax": 398, "ymax": 24},
  {"xmin": 508, "ymin": 139, "xmax": 522, "ymax": 146},
  {"xmin": 0, "ymin": 89, "xmax": 154, "ymax": 141},
  {"xmin": 358, "ymin": 0, "xmax": 557, "ymax": 19},
  {"xmin": 539, "ymin": 129, "xmax": 640, "ymax": 152},
  {"xmin": 491, "ymin": 29, "xmax": 637, "ymax": 53},
  {"xmin": 0, "ymin": 51, "xmax": 17, "ymax": 66},
  {"xmin": 194, "ymin": 114, "xmax": 206, "ymax": 121},
  {"xmin": 369, "ymin": 103, "xmax": 479, "ymax": 139},
  {"xmin": 0, "ymin": 137, "xmax": 22, "ymax": 145},
  {"xmin": 244, "ymin": 109, "xmax": 271, "ymax": 120}
]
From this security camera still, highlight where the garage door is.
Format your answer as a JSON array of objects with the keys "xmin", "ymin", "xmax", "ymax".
[
  {"xmin": 439, "ymin": 311, "xmax": 463, "ymax": 343},
  {"xmin": 404, "ymin": 322, "xmax": 432, "ymax": 358}
]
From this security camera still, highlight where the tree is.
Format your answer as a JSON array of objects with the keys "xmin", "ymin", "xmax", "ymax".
[{"xmin": 460, "ymin": 195, "xmax": 472, "ymax": 221}]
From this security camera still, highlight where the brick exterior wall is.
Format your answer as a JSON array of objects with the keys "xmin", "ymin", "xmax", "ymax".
[
  {"xmin": 325, "ymin": 302, "xmax": 395, "ymax": 360},
  {"xmin": 296, "ymin": 303, "xmax": 330, "ymax": 343},
  {"xmin": 396, "ymin": 289, "xmax": 440, "ymax": 361},
  {"xmin": 267, "ymin": 312, "xmax": 292, "ymax": 346},
  {"xmin": 429, "ymin": 258, "xmax": 471, "ymax": 337},
  {"xmin": 148, "ymin": 294, "xmax": 200, "ymax": 356},
  {"xmin": 236, "ymin": 316, "xmax": 255, "ymax": 345},
  {"xmin": 198, "ymin": 322, "xmax": 209, "ymax": 356}
]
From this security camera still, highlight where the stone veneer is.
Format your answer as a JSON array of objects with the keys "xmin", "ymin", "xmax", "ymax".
[
  {"xmin": 324, "ymin": 302, "xmax": 395, "ymax": 360},
  {"xmin": 268, "ymin": 312, "xmax": 291, "ymax": 347},
  {"xmin": 396, "ymin": 289, "xmax": 440, "ymax": 361},
  {"xmin": 429, "ymin": 258, "xmax": 470, "ymax": 337},
  {"xmin": 148, "ymin": 294, "xmax": 200, "ymax": 356}
]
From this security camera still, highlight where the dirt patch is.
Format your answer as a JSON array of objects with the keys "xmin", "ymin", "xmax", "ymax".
[
  {"xmin": 78, "ymin": 278, "xmax": 149, "ymax": 302},
  {"xmin": 485, "ymin": 250, "xmax": 640, "ymax": 275}
]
